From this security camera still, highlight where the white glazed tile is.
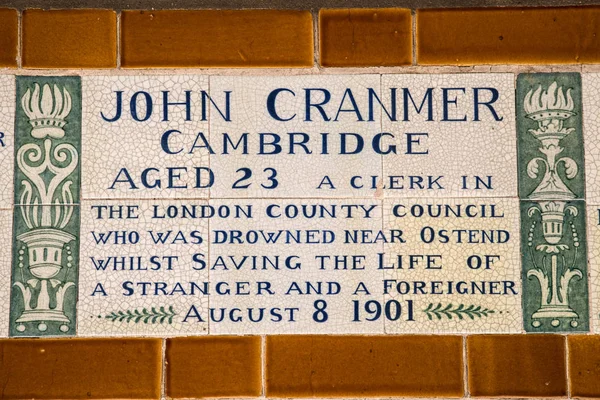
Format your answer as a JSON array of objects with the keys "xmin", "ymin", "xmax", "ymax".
[
  {"xmin": 0, "ymin": 76, "xmax": 14, "ymax": 209},
  {"xmin": 587, "ymin": 204, "xmax": 600, "ymax": 333},
  {"xmin": 209, "ymin": 198, "xmax": 384, "ymax": 334},
  {"xmin": 0, "ymin": 209, "xmax": 12, "ymax": 337},
  {"xmin": 77, "ymin": 199, "xmax": 209, "ymax": 336},
  {"xmin": 583, "ymin": 74, "xmax": 600, "ymax": 203},
  {"xmin": 81, "ymin": 76, "xmax": 210, "ymax": 200},
  {"xmin": 209, "ymin": 75, "xmax": 382, "ymax": 198},
  {"xmin": 383, "ymin": 197, "xmax": 522, "ymax": 333},
  {"xmin": 382, "ymin": 74, "xmax": 517, "ymax": 198}
]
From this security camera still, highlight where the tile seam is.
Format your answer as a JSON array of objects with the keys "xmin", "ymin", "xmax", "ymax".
[
  {"xmin": 16, "ymin": 9, "xmax": 21, "ymax": 68},
  {"xmin": 565, "ymin": 334, "xmax": 571, "ymax": 399},
  {"xmin": 116, "ymin": 10, "xmax": 121, "ymax": 69},
  {"xmin": 261, "ymin": 335, "xmax": 267, "ymax": 398},
  {"xmin": 463, "ymin": 335, "xmax": 469, "ymax": 398},
  {"xmin": 2, "ymin": 65, "xmax": 599, "ymax": 74},
  {"xmin": 411, "ymin": 8, "xmax": 416, "ymax": 66},
  {"xmin": 313, "ymin": 8, "xmax": 319, "ymax": 68},
  {"xmin": 161, "ymin": 337, "xmax": 167, "ymax": 400}
]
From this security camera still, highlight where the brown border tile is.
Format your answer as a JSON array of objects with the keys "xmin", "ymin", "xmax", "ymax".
[
  {"xmin": 22, "ymin": 9, "xmax": 117, "ymax": 68},
  {"xmin": 121, "ymin": 10, "xmax": 314, "ymax": 68},
  {"xmin": 0, "ymin": 338, "xmax": 162, "ymax": 399},
  {"xmin": 166, "ymin": 336, "xmax": 262, "ymax": 398},
  {"xmin": 417, "ymin": 7, "xmax": 600, "ymax": 65},
  {"xmin": 266, "ymin": 335, "xmax": 464, "ymax": 397},
  {"xmin": 319, "ymin": 8, "xmax": 412, "ymax": 67},
  {"xmin": 467, "ymin": 335, "xmax": 567, "ymax": 397}
]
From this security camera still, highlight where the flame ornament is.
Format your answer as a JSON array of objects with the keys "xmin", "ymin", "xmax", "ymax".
[
  {"xmin": 21, "ymin": 84, "xmax": 72, "ymax": 139},
  {"xmin": 10, "ymin": 78, "xmax": 81, "ymax": 336},
  {"xmin": 519, "ymin": 76, "xmax": 587, "ymax": 331}
]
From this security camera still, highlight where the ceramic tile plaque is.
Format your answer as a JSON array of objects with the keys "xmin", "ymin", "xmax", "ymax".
[{"xmin": 2, "ymin": 72, "xmax": 599, "ymax": 336}]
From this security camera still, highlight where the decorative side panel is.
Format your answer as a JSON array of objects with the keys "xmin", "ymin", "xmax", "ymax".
[
  {"xmin": 10, "ymin": 76, "xmax": 81, "ymax": 336},
  {"xmin": 517, "ymin": 73, "xmax": 589, "ymax": 332}
]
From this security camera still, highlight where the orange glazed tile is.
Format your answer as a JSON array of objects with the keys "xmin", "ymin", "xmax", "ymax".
[
  {"xmin": 121, "ymin": 10, "xmax": 313, "ymax": 68},
  {"xmin": 23, "ymin": 9, "xmax": 117, "ymax": 68},
  {"xmin": 417, "ymin": 7, "xmax": 600, "ymax": 65},
  {"xmin": 319, "ymin": 8, "xmax": 412, "ymax": 67},
  {"xmin": 0, "ymin": 338, "xmax": 162, "ymax": 399},
  {"xmin": 0, "ymin": 9, "xmax": 17, "ymax": 67},
  {"xmin": 568, "ymin": 335, "xmax": 600, "ymax": 397},
  {"xmin": 166, "ymin": 336, "xmax": 262, "ymax": 398},
  {"xmin": 467, "ymin": 335, "xmax": 567, "ymax": 397},
  {"xmin": 266, "ymin": 335, "xmax": 464, "ymax": 397}
]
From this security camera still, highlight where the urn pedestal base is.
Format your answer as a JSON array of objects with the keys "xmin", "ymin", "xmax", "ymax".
[
  {"xmin": 15, "ymin": 309, "xmax": 71, "ymax": 333},
  {"xmin": 531, "ymin": 305, "xmax": 579, "ymax": 328}
]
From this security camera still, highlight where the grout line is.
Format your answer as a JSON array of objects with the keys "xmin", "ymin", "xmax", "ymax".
[
  {"xmin": 411, "ymin": 9, "xmax": 416, "ymax": 66},
  {"xmin": 565, "ymin": 334, "xmax": 571, "ymax": 399},
  {"xmin": 17, "ymin": 9, "xmax": 22, "ymax": 68},
  {"xmin": 161, "ymin": 337, "xmax": 167, "ymax": 400},
  {"xmin": 261, "ymin": 335, "xmax": 267, "ymax": 398},
  {"xmin": 1, "ymin": 65, "xmax": 593, "ymax": 75},
  {"xmin": 312, "ymin": 8, "xmax": 320, "ymax": 69},
  {"xmin": 116, "ymin": 10, "xmax": 121, "ymax": 69},
  {"xmin": 463, "ymin": 335, "xmax": 469, "ymax": 398}
]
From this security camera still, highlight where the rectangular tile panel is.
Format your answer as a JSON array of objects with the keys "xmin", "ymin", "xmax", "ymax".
[{"xmin": 8, "ymin": 72, "xmax": 600, "ymax": 337}]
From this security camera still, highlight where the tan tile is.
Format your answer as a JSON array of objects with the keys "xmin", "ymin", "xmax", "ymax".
[
  {"xmin": 77, "ymin": 199, "xmax": 209, "ymax": 337},
  {"xmin": 0, "ymin": 338, "xmax": 162, "ymax": 399},
  {"xmin": 81, "ymin": 75, "xmax": 210, "ymax": 199},
  {"xmin": 568, "ymin": 335, "xmax": 600, "ymax": 397},
  {"xmin": 417, "ymin": 7, "xmax": 600, "ymax": 65},
  {"xmin": 0, "ymin": 75, "xmax": 14, "ymax": 208},
  {"xmin": 383, "ymin": 198, "xmax": 522, "ymax": 334},
  {"xmin": 208, "ymin": 74, "xmax": 382, "ymax": 199},
  {"xmin": 208, "ymin": 198, "xmax": 384, "ymax": 335},
  {"xmin": 121, "ymin": 10, "xmax": 313, "ymax": 68},
  {"xmin": 467, "ymin": 335, "xmax": 567, "ymax": 397},
  {"xmin": 320, "ymin": 8, "xmax": 412, "ymax": 67},
  {"xmin": 266, "ymin": 335, "xmax": 464, "ymax": 397},
  {"xmin": 23, "ymin": 9, "xmax": 117, "ymax": 68},
  {"xmin": 166, "ymin": 336, "xmax": 262, "ymax": 398},
  {"xmin": 381, "ymin": 73, "xmax": 517, "ymax": 198},
  {"xmin": 0, "ymin": 9, "xmax": 18, "ymax": 67},
  {"xmin": 583, "ymin": 74, "xmax": 600, "ymax": 204}
]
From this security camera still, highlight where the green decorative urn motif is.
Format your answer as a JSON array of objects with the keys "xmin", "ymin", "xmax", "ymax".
[
  {"xmin": 10, "ymin": 76, "xmax": 81, "ymax": 336},
  {"xmin": 517, "ymin": 73, "xmax": 589, "ymax": 332}
]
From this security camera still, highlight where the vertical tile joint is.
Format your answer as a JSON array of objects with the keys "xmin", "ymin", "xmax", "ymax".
[
  {"xmin": 17, "ymin": 9, "xmax": 22, "ymax": 68},
  {"xmin": 161, "ymin": 338, "xmax": 167, "ymax": 400},
  {"xmin": 411, "ymin": 9, "xmax": 417, "ymax": 66},
  {"xmin": 261, "ymin": 334, "xmax": 267, "ymax": 397},
  {"xmin": 462, "ymin": 335, "xmax": 469, "ymax": 397},
  {"xmin": 116, "ymin": 10, "xmax": 121, "ymax": 69},
  {"xmin": 313, "ymin": 9, "xmax": 320, "ymax": 69},
  {"xmin": 565, "ymin": 335, "xmax": 571, "ymax": 398}
]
